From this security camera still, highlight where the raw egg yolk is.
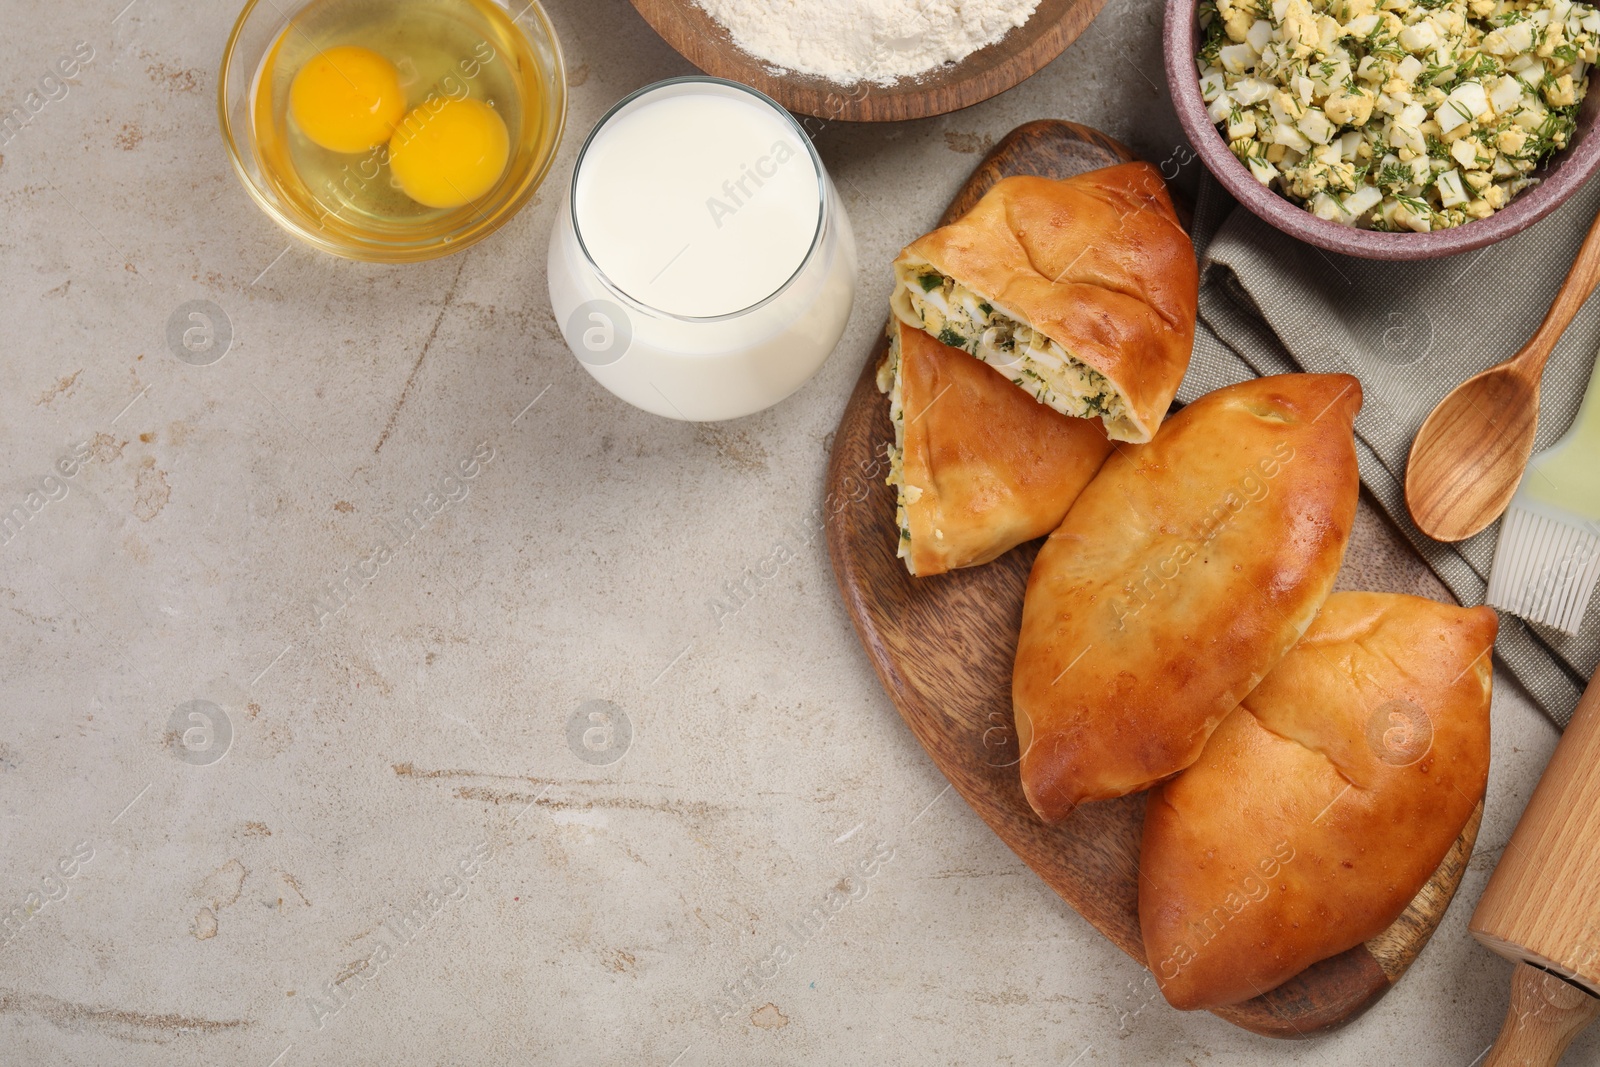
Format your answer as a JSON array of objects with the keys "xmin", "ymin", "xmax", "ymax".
[
  {"xmin": 387, "ymin": 97, "xmax": 510, "ymax": 209},
  {"xmin": 289, "ymin": 46, "xmax": 405, "ymax": 154}
]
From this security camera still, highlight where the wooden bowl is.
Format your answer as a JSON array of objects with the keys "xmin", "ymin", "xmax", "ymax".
[
  {"xmin": 1163, "ymin": 0, "xmax": 1600, "ymax": 260},
  {"xmin": 628, "ymin": 0, "xmax": 1111, "ymax": 122}
]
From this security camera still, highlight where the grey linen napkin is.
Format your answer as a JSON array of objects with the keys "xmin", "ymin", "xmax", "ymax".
[{"xmin": 1181, "ymin": 173, "xmax": 1600, "ymax": 727}]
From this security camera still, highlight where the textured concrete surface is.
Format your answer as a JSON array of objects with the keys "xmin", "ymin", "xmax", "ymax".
[{"xmin": 0, "ymin": 0, "xmax": 1591, "ymax": 1064}]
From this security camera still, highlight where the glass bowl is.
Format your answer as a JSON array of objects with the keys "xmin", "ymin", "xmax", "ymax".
[{"xmin": 218, "ymin": 0, "xmax": 566, "ymax": 263}]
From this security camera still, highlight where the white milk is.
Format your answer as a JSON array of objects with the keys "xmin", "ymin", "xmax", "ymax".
[
  {"xmin": 573, "ymin": 90, "xmax": 819, "ymax": 319},
  {"xmin": 548, "ymin": 78, "xmax": 857, "ymax": 422}
]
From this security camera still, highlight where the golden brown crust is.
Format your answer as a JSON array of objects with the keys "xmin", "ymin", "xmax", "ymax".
[
  {"xmin": 892, "ymin": 163, "xmax": 1198, "ymax": 443},
  {"xmin": 1138, "ymin": 592, "xmax": 1497, "ymax": 1011},
  {"xmin": 895, "ymin": 323, "xmax": 1114, "ymax": 576},
  {"xmin": 1012, "ymin": 374, "xmax": 1363, "ymax": 822}
]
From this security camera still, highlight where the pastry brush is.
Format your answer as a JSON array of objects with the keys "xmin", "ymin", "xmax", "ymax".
[{"xmin": 1486, "ymin": 346, "xmax": 1600, "ymax": 634}]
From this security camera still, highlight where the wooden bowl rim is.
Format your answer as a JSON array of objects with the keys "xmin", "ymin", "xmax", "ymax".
[
  {"xmin": 627, "ymin": 0, "xmax": 1112, "ymax": 121},
  {"xmin": 1162, "ymin": 0, "xmax": 1600, "ymax": 260}
]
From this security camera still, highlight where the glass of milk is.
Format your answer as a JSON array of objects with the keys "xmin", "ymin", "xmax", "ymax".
[{"xmin": 547, "ymin": 77, "xmax": 857, "ymax": 421}]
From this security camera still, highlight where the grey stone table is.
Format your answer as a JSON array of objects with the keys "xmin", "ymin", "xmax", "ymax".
[{"xmin": 0, "ymin": 0, "xmax": 1589, "ymax": 1063}]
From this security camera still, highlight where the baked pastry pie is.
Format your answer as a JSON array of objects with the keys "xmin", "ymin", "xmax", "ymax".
[
  {"xmin": 890, "ymin": 162, "xmax": 1198, "ymax": 444},
  {"xmin": 1013, "ymin": 374, "xmax": 1363, "ymax": 821},
  {"xmin": 1139, "ymin": 592, "xmax": 1496, "ymax": 1010},
  {"xmin": 877, "ymin": 320, "xmax": 1114, "ymax": 576}
]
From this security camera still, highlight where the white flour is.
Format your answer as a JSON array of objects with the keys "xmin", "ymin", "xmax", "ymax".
[{"xmin": 694, "ymin": 0, "xmax": 1043, "ymax": 85}]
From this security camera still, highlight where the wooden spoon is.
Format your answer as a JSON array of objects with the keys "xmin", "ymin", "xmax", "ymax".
[{"xmin": 1406, "ymin": 208, "xmax": 1600, "ymax": 543}]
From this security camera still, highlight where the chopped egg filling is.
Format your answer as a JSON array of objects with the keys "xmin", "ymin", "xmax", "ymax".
[
  {"xmin": 1197, "ymin": 0, "xmax": 1597, "ymax": 230},
  {"xmin": 893, "ymin": 262, "xmax": 1137, "ymax": 442},
  {"xmin": 875, "ymin": 327, "xmax": 914, "ymax": 568}
]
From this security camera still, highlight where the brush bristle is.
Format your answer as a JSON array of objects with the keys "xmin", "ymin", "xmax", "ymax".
[{"xmin": 1487, "ymin": 503, "xmax": 1600, "ymax": 635}]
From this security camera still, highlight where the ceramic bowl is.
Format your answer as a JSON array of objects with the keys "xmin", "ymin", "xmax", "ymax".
[{"xmin": 1163, "ymin": 0, "xmax": 1600, "ymax": 259}]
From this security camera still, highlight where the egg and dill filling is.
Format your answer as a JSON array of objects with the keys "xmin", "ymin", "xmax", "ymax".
[
  {"xmin": 1197, "ymin": 0, "xmax": 1599, "ymax": 231},
  {"xmin": 888, "ymin": 167, "xmax": 1198, "ymax": 446},
  {"xmin": 891, "ymin": 259, "xmax": 1136, "ymax": 441},
  {"xmin": 875, "ymin": 324, "xmax": 915, "ymax": 562}
]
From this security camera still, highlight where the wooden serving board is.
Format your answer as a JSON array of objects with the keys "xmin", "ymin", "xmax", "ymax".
[
  {"xmin": 823, "ymin": 120, "xmax": 1483, "ymax": 1039},
  {"xmin": 627, "ymin": 0, "xmax": 1110, "ymax": 122}
]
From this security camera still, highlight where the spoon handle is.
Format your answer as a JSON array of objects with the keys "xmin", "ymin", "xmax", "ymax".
[{"xmin": 1524, "ymin": 208, "xmax": 1600, "ymax": 370}]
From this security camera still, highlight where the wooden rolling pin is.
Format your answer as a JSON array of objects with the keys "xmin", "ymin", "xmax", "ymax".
[{"xmin": 1472, "ymin": 666, "xmax": 1600, "ymax": 1065}]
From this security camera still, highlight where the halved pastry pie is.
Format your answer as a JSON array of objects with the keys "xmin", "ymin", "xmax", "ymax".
[
  {"xmin": 890, "ymin": 162, "xmax": 1198, "ymax": 444},
  {"xmin": 1139, "ymin": 592, "xmax": 1496, "ymax": 1010},
  {"xmin": 877, "ymin": 320, "xmax": 1114, "ymax": 577},
  {"xmin": 1013, "ymin": 374, "xmax": 1363, "ymax": 822}
]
